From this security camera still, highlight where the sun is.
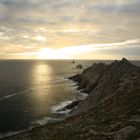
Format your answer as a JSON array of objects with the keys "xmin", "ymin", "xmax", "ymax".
[
  {"xmin": 37, "ymin": 45, "xmax": 94, "ymax": 60},
  {"xmin": 38, "ymin": 48, "xmax": 68, "ymax": 59},
  {"xmin": 38, "ymin": 48, "xmax": 54, "ymax": 59}
]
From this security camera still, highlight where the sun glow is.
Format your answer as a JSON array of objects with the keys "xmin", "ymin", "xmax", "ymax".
[
  {"xmin": 37, "ymin": 45, "xmax": 93, "ymax": 59},
  {"xmin": 37, "ymin": 39, "xmax": 140, "ymax": 60},
  {"xmin": 38, "ymin": 48, "xmax": 66, "ymax": 59},
  {"xmin": 38, "ymin": 47, "xmax": 77, "ymax": 59}
]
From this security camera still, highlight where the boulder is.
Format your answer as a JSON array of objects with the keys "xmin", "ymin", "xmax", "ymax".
[
  {"xmin": 114, "ymin": 126, "xmax": 136, "ymax": 140},
  {"xmin": 57, "ymin": 100, "xmax": 82, "ymax": 112}
]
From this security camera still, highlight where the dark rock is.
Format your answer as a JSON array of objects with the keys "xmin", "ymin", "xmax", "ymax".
[
  {"xmin": 76, "ymin": 63, "xmax": 107, "ymax": 93},
  {"xmin": 69, "ymin": 74, "xmax": 80, "ymax": 81},
  {"xmin": 64, "ymin": 100, "xmax": 81, "ymax": 109},
  {"xmin": 76, "ymin": 64, "xmax": 83, "ymax": 69},
  {"xmin": 71, "ymin": 58, "xmax": 140, "ymax": 115},
  {"xmin": 109, "ymin": 122, "xmax": 122, "ymax": 131},
  {"xmin": 122, "ymin": 58, "xmax": 130, "ymax": 63},
  {"xmin": 129, "ymin": 115, "xmax": 140, "ymax": 123},
  {"xmin": 114, "ymin": 126, "xmax": 137, "ymax": 140},
  {"xmin": 88, "ymin": 129, "xmax": 98, "ymax": 136},
  {"xmin": 57, "ymin": 100, "xmax": 82, "ymax": 112},
  {"xmin": 101, "ymin": 132, "xmax": 115, "ymax": 136}
]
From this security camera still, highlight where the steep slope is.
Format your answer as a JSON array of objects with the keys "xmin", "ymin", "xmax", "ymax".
[{"xmin": 71, "ymin": 58, "xmax": 140, "ymax": 115}]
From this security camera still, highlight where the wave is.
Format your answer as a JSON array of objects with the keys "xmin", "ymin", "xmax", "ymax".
[
  {"xmin": 31, "ymin": 117, "xmax": 64, "ymax": 126},
  {"xmin": 0, "ymin": 76, "xmax": 74, "ymax": 102},
  {"xmin": 50, "ymin": 80, "xmax": 88, "ymax": 114},
  {"xmin": 0, "ymin": 89, "xmax": 31, "ymax": 101},
  {"xmin": 53, "ymin": 76, "xmax": 73, "ymax": 84},
  {"xmin": 0, "ymin": 130, "xmax": 23, "ymax": 139},
  {"xmin": 68, "ymin": 80, "xmax": 88, "ymax": 100},
  {"xmin": 0, "ymin": 84, "xmax": 61, "ymax": 101},
  {"xmin": 0, "ymin": 75, "xmax": 87, "ymax": 139},
  {"xmin": 0, "ymin": 116, "xmax": 64, "ymax": 139},
  {"xmin": 0, "ymin": 126, "xmax": 34, "ymax": 139},
  {"xmin": 51, "ymin": 100, "xmax": 73, "ymax": 114},
  {"xmin": 76, "ymin": 92, "xmax": 88, "ymax": 100},
  {"xmin": 0, "ymin": 100, "xmax": 76, "ymax": 139}
]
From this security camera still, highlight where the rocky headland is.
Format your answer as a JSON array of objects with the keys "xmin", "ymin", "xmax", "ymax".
[{"xmin": 2, "ymin": 58, "xmax": 140, "ymax": 140}]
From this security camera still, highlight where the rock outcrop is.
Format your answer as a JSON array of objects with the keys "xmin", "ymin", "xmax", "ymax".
[
  {"xmin": 114, "ymin": 126, "xmax": 137, "ymax": 140},
  {"xmin": 70, "ymin": 58, "xmax": 140, "ymax": 115},
  {"xmin": 57, "ymin": 100, "xmax": 82, "ymax": 112},
  {"xmin": 2, "ymin": 58, "xmax": 140, "ymax": 140}
]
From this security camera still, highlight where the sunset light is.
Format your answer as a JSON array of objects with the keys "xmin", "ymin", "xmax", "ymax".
[
  {"xmin": 0, "ymin": 0, "xmax": 140, "ymax": 139},
  {"xmin": 0, "ymin": 0, "xmax": 139, "ymax": 60}
]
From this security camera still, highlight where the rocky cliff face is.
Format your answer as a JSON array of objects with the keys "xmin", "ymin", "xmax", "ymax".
[
  {"xmin": 70, "ymin": 58, "xmax": 140, "ymax": 115},
  {"xmin": 2, "ymin": 58, "xmax": 140, "ymax": 140}
]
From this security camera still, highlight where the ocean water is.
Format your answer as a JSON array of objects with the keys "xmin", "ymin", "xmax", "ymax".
[{"xmin": 0, "ymin": 59, "xmax": 139, "ymax": 138}]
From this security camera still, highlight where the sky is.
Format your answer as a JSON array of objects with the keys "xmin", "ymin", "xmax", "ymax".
[{"xmin": 0, "ymin": 0, "xmax": 140, "ymax": 60}]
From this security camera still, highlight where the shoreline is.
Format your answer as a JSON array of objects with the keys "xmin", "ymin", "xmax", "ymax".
[{"xmin": 0, "ymin": 76, "xmax": 87, "ymax": 139}]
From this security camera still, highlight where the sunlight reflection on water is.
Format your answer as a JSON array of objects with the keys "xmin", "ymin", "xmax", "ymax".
[
  {"xmin": 0, "ymin": 59, "xmax": 124, "ymax": 134},
  {"xmin": 32, "ymin": 62, "xmax": 52, "ymax": 98}
]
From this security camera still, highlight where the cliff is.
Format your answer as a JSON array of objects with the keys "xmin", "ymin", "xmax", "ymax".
[
  {"xmin": 2, "ymin": 58, "xmax": 140, "ymax": 140},
  {"xmin": 70, "ymin": 58, "xmax": 140, "ymax": 115}
]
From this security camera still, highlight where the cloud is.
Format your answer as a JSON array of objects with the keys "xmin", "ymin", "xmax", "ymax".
[
  {"xmin": 55, "ymin": 39, "xmax": 140, "ymax": 54},
  {"xmin": 34, "ymin": 35, "xmax": 46, "ymax": 42},
  {"xmin": 0, "ymin": 0, "xmax": 140, "ymax": 59},
  {"xmin": 35, "ymin": 39, "xmax": 140, "ymax": 59},
  {"xmin": 0, "ymin": 2, "xmax": 7, "ymax": 14}
]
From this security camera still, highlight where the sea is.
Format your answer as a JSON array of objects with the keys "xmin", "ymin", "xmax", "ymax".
[{"xmin": 0, "ymin": 59, "xmax": 139, "ymax": 138}]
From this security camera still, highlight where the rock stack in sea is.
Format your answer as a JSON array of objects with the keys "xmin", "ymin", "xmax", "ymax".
[{"xmin": 2, "ymin": 58, "xmax": 140, "ymax": 140}]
